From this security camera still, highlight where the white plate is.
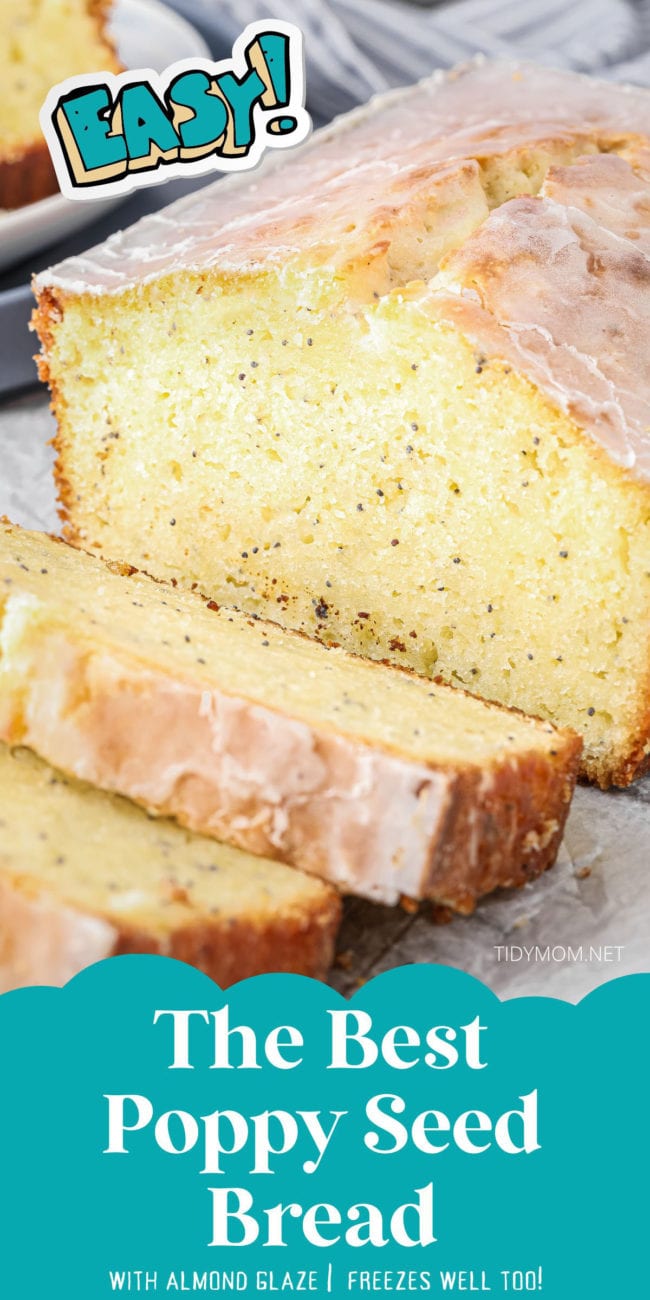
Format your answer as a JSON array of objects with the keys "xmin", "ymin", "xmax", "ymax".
[{"xmin": 0, "ymin": 0, "xmax": 211, "ymax": 273}]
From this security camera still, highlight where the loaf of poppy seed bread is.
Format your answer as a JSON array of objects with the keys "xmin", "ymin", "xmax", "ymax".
[
  {"xmin": 0, "ymin": 521, "xmax": 580, "ymax": 911},
  {"xmin": 33, "ymin": 59, "xmax": 650, "ymax": 788},
  {"xmin": 1, "ymin": 0, "xmax": 121, "ymax": 209},
  {"xmin": 0, "ymin": 743, "xmax": 341, "ymax": 993}
]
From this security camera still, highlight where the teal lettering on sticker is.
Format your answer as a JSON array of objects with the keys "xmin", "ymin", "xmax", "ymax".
[
  {"xmin": 119, "ymin": 83, "xmax": 180, "ymax": 161},
  {"xmin": 258, "ymin": 32, "xmax": 291, "ymax": 104},
  {"xmin": 215, "ymin": 69, "xmax": 265, "ymax": 149},
  {"xmin": 2, "ymin": 963, "xmax": 645, "ymax": 1296},
  {"xmin": 43, "ymin": 22, "xmax": 311, "ymax": 198},
  {"xmin": 169, "ymin": 72, "xmax": 229, "ymax": 150},
  {"xmin": 58, "ymin": 86, "xmax": 127, "ymax": 171}
]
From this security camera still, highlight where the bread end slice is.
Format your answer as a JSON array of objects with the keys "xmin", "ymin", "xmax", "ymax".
[{"xmin": 0, "ymin": 745, "xmax": 341, "ymax": 993}]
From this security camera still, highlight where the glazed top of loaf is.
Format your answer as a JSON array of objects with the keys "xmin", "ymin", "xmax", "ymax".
[
  {"xmin": 36, "ymin": 59, "xmax": 650, "ymax": 292},
  {"xmin": 36, "ymin": 59, "xmax": 650, "ymax": 481},
  {"xmin": 431, "ymin": 146, "xmax": 650, "ymax": 479}
]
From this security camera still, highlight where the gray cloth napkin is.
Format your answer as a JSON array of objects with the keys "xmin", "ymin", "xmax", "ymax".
[{"xmin": 171, "ymin": 0, "xmax": 650, "ymax": 121}]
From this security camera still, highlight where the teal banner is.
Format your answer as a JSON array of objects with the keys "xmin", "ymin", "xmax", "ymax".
[{"xmin": 1, "ymin": 961, "xmax": 646, "ymax": 1296}]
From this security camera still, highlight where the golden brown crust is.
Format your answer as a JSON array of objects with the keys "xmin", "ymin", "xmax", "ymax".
[
  {"xmin": 1, "ymin": 0, "xmax": 122, "ymax": 210},
  {"xmin": 112, "ymin": 895, "xmax": 342, "ymax": 984},
  {"xmin": 429, "ymin": 733, "xmax": 582, "ymax": 912},
  {"xmin": 587, "ymin": 666, "xmax": 650, "ymax": 789},
  {"xmin": 31, "ymin": 288, "xmax": 77, "ymax": 530},
  {"xmin": 0, "ymin": 870, "xmax": 341, "ymax": 992},
  {"xmin": 0, "ymin": 139, "xmax": 58, "ymax": 210}
]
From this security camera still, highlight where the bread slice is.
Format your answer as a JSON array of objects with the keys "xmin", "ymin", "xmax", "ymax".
[
  {"xmin": 0, "ymin": 742, "xmax": 341, "ymax": 993},
  {"xmin": 0, "ymin": 520, "xmax": 580, "ymax": 910},
  {"xmin": 32, "ymin": 60, "xmax": 650, "ymax": 787},
  {"xmin": 1, "ymin": 0, "xmax": 121, "ymax": 208}
]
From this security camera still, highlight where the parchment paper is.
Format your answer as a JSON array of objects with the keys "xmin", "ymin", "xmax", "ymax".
[{"xmin": 2, "ymin": 390, "xmax": 648, "ymax": 1001}]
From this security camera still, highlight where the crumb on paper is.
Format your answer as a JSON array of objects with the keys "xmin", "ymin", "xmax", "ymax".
[
  {"xmin": 334, "ymin": 948, "xmax": 355, "ymax": 971},
  {"xmin": 430, "ymin": 903, "xmax": 454, "ymax": 925}
]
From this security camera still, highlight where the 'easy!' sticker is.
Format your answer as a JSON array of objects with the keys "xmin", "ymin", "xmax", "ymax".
[{"xmin": 40, "ymin": 22, "xmax": 311, "ymax": 201}]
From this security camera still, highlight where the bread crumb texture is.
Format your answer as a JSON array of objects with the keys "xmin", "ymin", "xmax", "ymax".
[{"xmin": 0, "ymin": 742, "xmax": 341, "ymax": 990}]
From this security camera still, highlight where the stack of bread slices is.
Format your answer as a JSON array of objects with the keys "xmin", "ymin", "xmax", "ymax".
[{"xmin": 0, "ymin": 519, "xmax": 580, "ymax": 990}]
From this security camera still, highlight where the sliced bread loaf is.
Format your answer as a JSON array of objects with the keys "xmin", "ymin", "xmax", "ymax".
[
  {"xmin": 1, "ymin": 1, "xmax": 121, "ymax": 208},
  {"xmin": 0, "ymin": 742, "xmax": 341, "ymax": 993},
  {"xmin": 33, "ymin": 60, "xmax": 650, "ymax": 786},
  {"xmin": 0, "ymin": 521, "xmax": 581, "ymax": 911}
]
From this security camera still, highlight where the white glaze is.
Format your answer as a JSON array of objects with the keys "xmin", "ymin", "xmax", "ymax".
[
  {"xmin": 35, "ymin": 59, "xmax": 650, "ymax": 293},
  {"xmin": 431, "ymin": 150, "xmax": 650, "ymax": 477}
]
